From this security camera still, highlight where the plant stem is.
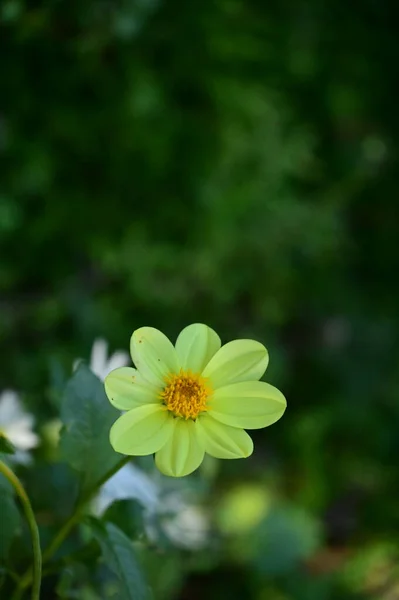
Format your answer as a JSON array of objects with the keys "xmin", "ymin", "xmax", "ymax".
[
  {"xmin": 13, "ymin": 456, "xmax": 130, "ymax": 597},
  {"xmin": 0, "ymin": 460, "xmax": 42, "ymax": 600},
  {"xmin": 45, "ymin": 456, "xmax": 130, "ymax": 561}
]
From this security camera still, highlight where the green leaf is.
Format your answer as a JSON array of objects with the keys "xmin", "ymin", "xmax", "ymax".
[
  {"xmin": 0, "ymin": 435, "xmax": 16, "ymax": 455},
  {"xmin": 59, "ymin": 365, "xmax": 120, "ymax": 492},
  {"xmin": 90, "ymin": 518, "xmax": 151, "ymax": 600},
  {"xmin": 104, "ymin": 500, "xmax": 145, "ymax": 541},
  {"xmin": 253, "ymin": 504, "xmax": 321, "ymax": 576},
  {"xmin": 56, "ymin": 564, "xmax": 96, "ymax": 599},
  {"xmin": 0, "ymin": 475, "xmax": 21, "ymax": 559}
]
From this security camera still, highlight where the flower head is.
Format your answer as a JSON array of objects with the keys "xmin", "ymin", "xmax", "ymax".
[
  {"xmin": 105, "ymin": 324, "xmax": 286, "ymax": 477},
  {"xmin": 0, "ymin": 390, "xmax": 39, "ymax": 462}
]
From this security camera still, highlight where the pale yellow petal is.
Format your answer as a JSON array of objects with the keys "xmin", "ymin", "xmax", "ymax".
[
  {"xmin": 155, "ymin": 418, "xmax": 205, "ymax": 477},
  {"xmin": 202, "ymin": 339, "xmax": 269, "ymax": 388},
  {"xmin": 208, "ymin": 381, "xmax": 286, "ymax": 429},
  {"xmin": 196, "ymin": 414, "xmax": 253, "ymax": 459},
  {"xmin": 130, "ymin": 327, "xmax": 180, "ymax": 386},
  {"xmin": 104, "ymin": 367, "xmax": 161, "ymax": 410},
  {"xmin": 175, "ymin": 324, "xmax": 221, "ymax": 374},
  {"xmin": 110, "ymin": 404, "xmax": 173, "ymax": 456}
]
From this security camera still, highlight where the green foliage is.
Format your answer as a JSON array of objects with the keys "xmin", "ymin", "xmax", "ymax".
[
  {"xmin": 0, "ymin": 475, "xmax": 20, "ymax": 560},
  {"xmin": 252, "ymin": 505, "xmax": 322, "ymax": 576},
  {"xmin": 59, "ymin": 365, "xmax": 120, "ymax": 492},
  {"xmin": 90, "ymin": 519, "xmax": 151, "ymax": 600},
  {"xmin": 0, "ymin": 435, "xmax": 16, "ymax": 455},
  {"xmin": 0, "ymin": 0, "xmax": 399, "ymax": 598}
]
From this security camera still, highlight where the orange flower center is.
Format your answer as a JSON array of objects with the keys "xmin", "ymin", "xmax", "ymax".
[{"xmin": 161, "ymin": 370, "xmax": 210, "ymax": 419}]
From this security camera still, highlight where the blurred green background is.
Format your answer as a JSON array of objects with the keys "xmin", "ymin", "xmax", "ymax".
[{"xmin": 1, "ymin": 0, "xmax": 399, "ymax": 599}]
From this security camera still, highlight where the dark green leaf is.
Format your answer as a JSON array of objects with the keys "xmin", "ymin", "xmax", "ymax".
[
  {"xmin": 253, "ymin": 504, "xmax": 321, "ymax": 576},
  {"xmin": 0, "ymin": 435, "xmax": 16, "ymax": 456},
  {"xmin": 55, "ymin": 564, "xmax": 93, "ymax": 599},
  {"xmin": 90, "ymin": 518, "xmax": 151, "ymax": 600},
  {"xmin": 59, "ymin": 365, "xmax": 120, "ymax": 492},
  {"xmin": 104, "ymin": 500, "xmax": 145, "ymax": 541},
  {"xmin": 0, "ymin": 475, "xmax": 21, "ymax": 559}
]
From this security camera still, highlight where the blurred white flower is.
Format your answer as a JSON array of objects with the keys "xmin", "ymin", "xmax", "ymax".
[
  {"xmin": 160, "ymin": 494, "xmax": 210, "ymax": 550},
  {"xmin": 74, "ymin": 338, "xmax": 130, "ymax": 381},
  {"xmin": 94, "ymin": 463, "xmax": 159, "ymax": 515},
  {"xmin": 94, "ymin": 463, "xmax": 210, "ymax": 550},
  {"xmin": 0, "ymin": 390, "xmax": 39, "ymax": 462}
]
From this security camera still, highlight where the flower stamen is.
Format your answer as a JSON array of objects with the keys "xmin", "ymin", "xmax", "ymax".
[{"xmin": 161, "ymin": 370, "xmax": 210, "ymax": 419}]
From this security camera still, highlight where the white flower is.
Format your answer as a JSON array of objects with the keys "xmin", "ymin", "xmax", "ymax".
[
  {"xmin": 159, "ymin": 494, "xmax": 210, "ymax": 550},
  {"xmin": 74, "ymin": 338, "xmax": 130, "ymax": 381},
  {"xmin": 94, "ymin": 463, "xmax": 159, "ymax": 515},
  {"xmin": 94, "ymin": 464, "xmax": 210, "ymax": 550},
  {"xmin": 89, "ymin": 339, "xmax": 130, "ymax": 381},
  {"xmin": 0, "ymin": 390, "xmax": 39, "ymax": 462}
]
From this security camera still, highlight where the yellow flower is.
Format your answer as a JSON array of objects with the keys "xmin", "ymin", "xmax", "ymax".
[{"xmin": 104, "ymin": 324, "xmax": 286, "ymax": 477}]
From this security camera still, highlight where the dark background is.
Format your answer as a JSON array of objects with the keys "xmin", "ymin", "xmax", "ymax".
[{"xmin": 1, "ymin": 1, "xmax": 399, "ymax": 598}]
